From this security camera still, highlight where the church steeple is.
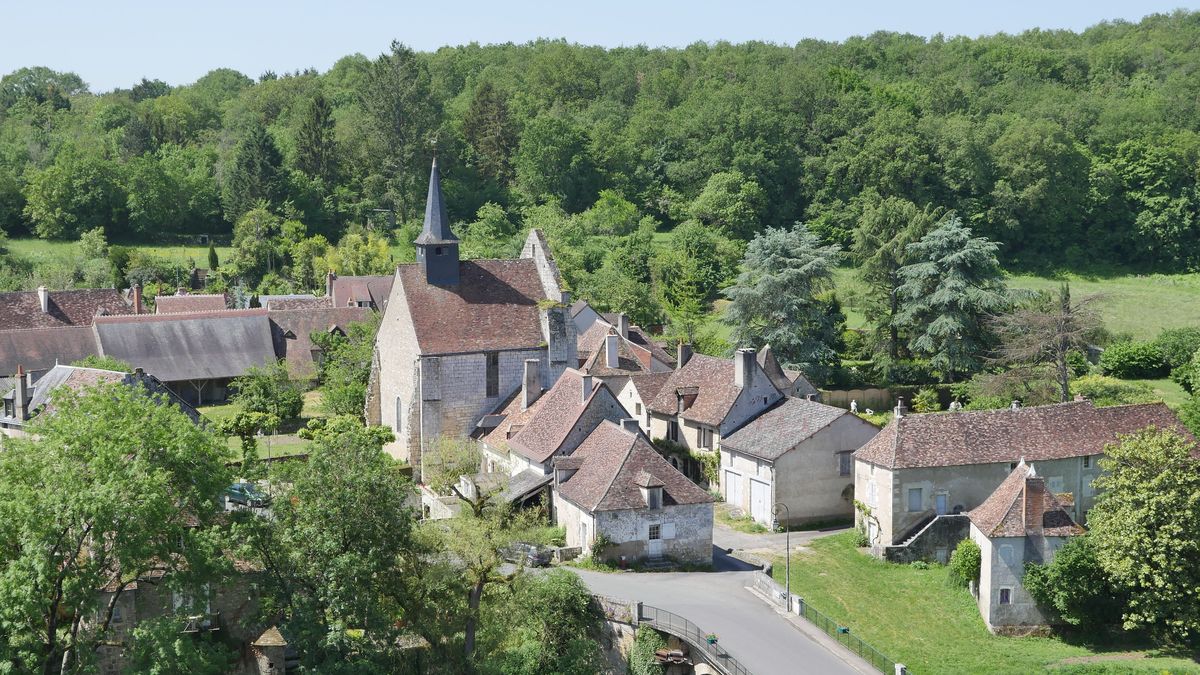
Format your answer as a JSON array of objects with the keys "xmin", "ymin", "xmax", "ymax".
[{"xmin": 414, "ymin": 157, "xmax": 460, "ymax": 285}]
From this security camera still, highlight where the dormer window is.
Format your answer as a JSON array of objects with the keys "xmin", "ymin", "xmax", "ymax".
[{"xmin": 644, "ymin": 486, "xmax": 663, "ymax": 509}]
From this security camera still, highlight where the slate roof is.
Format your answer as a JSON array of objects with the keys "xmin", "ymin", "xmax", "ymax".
[
  {"xmin": 629, "ymin": 372, "xmax": 673, "ymax": 405},
  {"xmin": 755, "ymin": 344, "xmax": 818, "ymax": 398},
  {"xmin": 0, "ymin": 365, "xmax": 201, "ymax": 427},
  {"xmin": 269, "ymin": 306, "xmax": 371, "ymax": 377},
  {"xmin": 0, "ymin": 288, "xmax": 131, "ymax": 329},
  {"xmin": 722, "ymin": 397, "xmax": 867, "ymax": 461},
  {"xmin": 94, "ymin": 309, "xmax": 277, "ymax": 382},
  {"xmin": 396, "ymin": 259, "xmax": 548, "ymax": 355},
  {"xmin": 968, "ymin": 462, "xmax": 1085, "ymax": 538},
  {"xmin": 413, "ymin": 158, "xmax": 458, "ymax": 245},
  {"xmin": 854, "ymin": 400, "xmax": 1190, "ymax": 470},
  {"xmin": 483, "ymin": 369, "xmax": 613, "ymax": 463},
  {"xmin": 0, "ymin": 326, "xmax": 99, "ymax": 377},
  {"xmin": 647, "ymin": 354, "xmax": 770, "ymax": 427},
  {"xmin": 266, "ymin": 296, "xmax": 333, "ymax": 311},
  {"xmin": 155, "ymin": 294, "xmax": 227, "ymax": 314},
  {"xmin": 557, "ymin": 421, "xmax": 713, "ymax": 512},
  {"xmin": 331, "ymin": 276, "xmax": 394, "ymax": 310}
]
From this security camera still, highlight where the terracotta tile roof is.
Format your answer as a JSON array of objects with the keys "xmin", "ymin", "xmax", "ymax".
[
  {"xmin": 647, "ymin": 354, "xmax": 747, "ymax": 427},
  {"xmin": 266, "ymin": 296, "xmax": 333, "ymax": 311},
  {"xmin": 557, "ymin": 421, "xmax": 713, "ymax": 512},
  {"xmin": 268, "ymin": 306, "xmax": 371, "ymax": 377},
  {"xmin": 581, "ymin": 329, "xmax": 653, "ymax": 376},
  {"xmin": 396, "ymin": 259, "xmax": 548, "ymax": 355},
  {"xmin": 0, "ymin": 326, "xmax": 99, "ymax": 376},
  {"xmin": 629, "ymin": 372, "xmax": 673, "ymax": 405},
  {"xmin": 577, "ymin": 319, "xmax": 673, "ymax": 369},
  {"xmin": 154, "ymin": 294, "xmax": 227, "ymax": 314},
  {"xmin": 854, "ymin": 400, "xmax": 1191, "ymax": 470},
  {"xmin": 331, "ymin": 275, "xmax": 394, "ymax": 310},
  {"xmin": 969, "ymin": 462, "xmax": 1085, "ymax": 537},
  {"xmin": 483, "ymin": 369, "xmax": 616, "ymax": 463},
  {"xmin": 722, "ymin": 397, "xmax": 870, "ymax": 461},
  {"xmin": 0, "ymin": 288, "xmax": 131, "ymax": 329}
]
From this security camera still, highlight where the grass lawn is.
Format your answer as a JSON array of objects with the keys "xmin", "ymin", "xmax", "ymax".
[
  {"xmin": 8, "ymin": 237, "xmax": 233, "ymax": 268},
  {"xmin": 773, "ymin": 533, "xmax": 1198, "ymax": 675},
  {"xmin": 198, "ymin": 391, "xmax": 328, "ymax": 460},
  {"xmin": 715, "ymin": 502, "xmax": 770, "ymax": 534},
  {"xmin": 1128, "ymin": 378, "xmax": 1190, "ymax": 409}
]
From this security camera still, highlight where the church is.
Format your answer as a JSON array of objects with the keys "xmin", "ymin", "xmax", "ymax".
[{"xmin": 368, "ymin": 159, "xmax": 576, "ymax": 479}]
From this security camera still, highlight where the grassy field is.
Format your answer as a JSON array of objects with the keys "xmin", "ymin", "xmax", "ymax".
[
  {"xmin": 773, "ymin": 533, "xmax": 1199, "ymax": 675},
  {"xmin": 198, "ymin": 391, "xmax": 325, "ymax": 459},
  {"xmin": 8, "ymin": 238, "xmax": 233, "ymax": 268}
]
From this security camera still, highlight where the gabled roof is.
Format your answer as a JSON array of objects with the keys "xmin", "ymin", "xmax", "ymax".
[
  {"xmin": 629, "ymin": 372, "xmax": 673, "ymax": 405},
  {"xmin": 0, "ymin": 288, "xmax": 131, "ymax": 329},
  {"xmin": 483, "ymin": 369, "xmax": 617, "ymax": 464},
  {"xmin": 577, "ymin": 318, "xmax": 674, "ymax": 370},
  {"xmin": 94, "ymin": 309, "xmax": 277, "ymax": 383},
  {"xmin": 0, "ymin": 365, "xmax": 200, "ymax": 426},
  {"xmin": 396, "ymin": 259, "xmax": 548, "ymax": 355},
  {"xmin": 723, "ymin": 397, "xmax": 872, "ymax": 461},
  {"xmin": 268, "ymin": 306, "xmax": 371, "ymax": 377},
  {"xmin": 647, "ymin": 354, "xmax": 775, "ymax": 427},
  {"xmin": 854, "ymin": 400, "xmax": 1191, "ymax": 470},
  {"xmin": 581, "ymin": 327, "xmax": 652, "ymax": 376},
  {"xmin": 557, "ymin": 421, "xmax": 713, "ymax": 512},
  {"xmin": 969, "ymin": 463, "xmax": 1085, "ymax": 538},
  {"xmin": 0, "ymin": 326, "xmax": 99, "ymax": 377},
  {"xmin": 331, "ymin": 276, "xmax": 393, "ymax": 310},
  {"xmin": 756, "ymin": 344, "xmax": 818, "ymax": 398},
  {"xmin": 155, "ymin": 294, "xmax": 227, "ymax": 314}
]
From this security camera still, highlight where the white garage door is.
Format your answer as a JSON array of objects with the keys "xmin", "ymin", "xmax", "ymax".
[
  {"xmin": 750, "ymin": 478, "xmax": 771, "ymax": 525},
  {"xmin": 724, "ymin": 469, "xmax": 743, "ymax": 508}
]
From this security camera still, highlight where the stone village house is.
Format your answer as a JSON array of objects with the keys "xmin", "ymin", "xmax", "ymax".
[
  {"xmin": 369, "ymin": 159, "xmax": 577, "ymax": 480},
  {"xmin": 853, "ymin": 398, "xmax": 1187, "ymax": 561}
]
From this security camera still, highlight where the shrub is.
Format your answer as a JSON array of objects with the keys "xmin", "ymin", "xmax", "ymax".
[
  {"xmin": 1177, "ymin": 395, "xmax": 1200, "ymax": 442},
  {"xmin": 841, "ymin": 329, "xmax": 870, "ymax": 360},
  {"xmin": 881, "ymin": 359, "xmax": 936, "ymax": 386},
  {"xmin": 1152, "ymin": 327, "xmax": 1200, "ymax": 370},
  {"xmin": 231, "ymin": 360, "xmax": 304, "ymax": 423},
  {"xmin": 1066, "ymin": 349, "xmax": 1091, "ymax": 377},
  {"xmin": 590, "ymin": 533, "xmax": 612, "ymax": 560},
  {"xmin": 1098, "ymin": 341, "xmax": 1167, "ymax": 379},
  {"xmin": 1023, "ymin": 535, "xmax": 1125, "ymax": 630},
  {"xmin": 911, "ymin": 387, "xmax": 941, "ymax": 413},
  {"xmin": 948, "ymin": 538, "xmax": 981, "ymax": 588},
  {"xmin": 910, "ymin": 560, "xmax": 930, "ymax": 570},
  {"xmin": 71, "ymin": 355, "xmax": 133, "ymax": 372},
  {"xmin": 629, "ymin": 626, "xmax": 667, "ymax": 675},
  {"xmin": 1171, "ymin": 347, "xmax": 1200, "ymax": 393},
  {"xmin": 1070, "ymin": 375, "xmax": 1158, "ymax": 407}
]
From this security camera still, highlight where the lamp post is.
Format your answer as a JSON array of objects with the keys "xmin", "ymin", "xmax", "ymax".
[{"xmin": 773, "ymin": 502, "xmax": 790, "ymax": 610}]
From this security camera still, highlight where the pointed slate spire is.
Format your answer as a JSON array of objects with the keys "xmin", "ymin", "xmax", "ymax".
[{"xmin": 414, "ymin": 157, "xmax": 460, "ymax": 285}]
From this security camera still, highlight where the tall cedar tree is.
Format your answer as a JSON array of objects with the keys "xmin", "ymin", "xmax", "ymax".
[
  {"xmin": 207, "ymin": 242, "xmax": 219, "ymax": 270},
  {"xmin": 724, "ymin": 224, "xmax": 842, "ymax": 381},
  {"xmin": 295, "ymin": 92, "xmax": 337, "ymax": 185},
  {"xmin": 853, "ymin": 195, "xmax": 942, "ymax": 359},
  {"xmin": 990, "ymin": 283, "xmax": 1101, "ymax": 402},
  {"xmin": 895, "ymin": 216, "xmax": 1011, "ymax": 381},
  {"xmin": 462, "ymin": 82, "xmax": 516, "ymax": 184},
  {"xmin": 221, "ymin": 123, "xmax": 284, "ymax": 223}
]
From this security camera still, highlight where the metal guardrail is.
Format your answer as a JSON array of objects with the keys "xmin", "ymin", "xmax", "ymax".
[{"xmin": 638, "ymin": 603, "xmax": 752, "ymax": 675}]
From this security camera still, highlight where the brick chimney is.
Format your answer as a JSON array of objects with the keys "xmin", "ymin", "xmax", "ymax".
[
  {"xmin": 580, "ymin": 374, "xmax": 593, "ymax": 404},
  {"xmin": 1023, "ymin": 466, "xmax": 1046, "ymax": 535},
  {"xmin": 734, "ymin": 347, "xmax": 756, "ymax": 388},
  {"xmin": 132, "ymin": 284, "xmax": 143, "ymax": 315},
  {"xmin": 676, "ymin": 342, "xmax": 693, "ymax": 370},
  {"xmin": 325, "ymin": 270, "xmax": 336, "ymax": 298},
  {"xmin": 521, "ymin": 359, "xmax": 541, "ymax": 410},
  {"xmin": 36, "ymin": 286, "xmax": 48, "ymax": 313},
  {"xmin": 617, "ymin": 313, "xmax": 630, "ymax": 339},
  {"xmin": 605, "ymin": 333, "xmax": 619, "ymax": 368},
  {"xmin": 14, "ymin": 364, "xmax": 30, "ymax": 421}
]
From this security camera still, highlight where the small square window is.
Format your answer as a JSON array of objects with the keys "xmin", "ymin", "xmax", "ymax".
[
  {"xmin": 999, "ymin": 588, "xmax": 1012, "ymax": 605},
  {"xmin": 648, "ymin": 524, "xmax": 662, "ymax": 540}
]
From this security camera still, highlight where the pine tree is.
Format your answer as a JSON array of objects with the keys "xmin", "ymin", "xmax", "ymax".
[
  {"xmin": 895, "ymin": 216, "xmax": 1011, "ymax": 381},
  {"xmin": 221, "ymin": 123, "xmax": 284, "ymax": 223},
  {"xmin": 207, "ymin": 242, "xmax": 219, "ymax": 271},
  {"xmin": 724, "ymin": 224, "xmax": 842, "ymax": 381},
  {"xmin": 295, "ymin": 92, "xmax": 337, "ymax": 184},
  {"xmin": 462, "ymin": 81, "xmax": 516, "ymax": 184}
]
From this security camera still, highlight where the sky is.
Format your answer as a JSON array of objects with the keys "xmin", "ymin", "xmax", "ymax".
[{"xmin": 2, "ymin": 1, "xmax": 1195, "ymax": 92}]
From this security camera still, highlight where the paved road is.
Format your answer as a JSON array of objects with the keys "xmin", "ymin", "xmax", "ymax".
[
  {"xmin": 574, "ymin": 551, "xmax": 860, "ymax": 675},
  {"xmin": 713, "ymin": 522, "xmax": 852, "ymax": 558}
]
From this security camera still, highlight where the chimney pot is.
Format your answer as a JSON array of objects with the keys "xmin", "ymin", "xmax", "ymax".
[
  {"xmin": 132, "ymin": 284, "xmax": 143, "ymax": 315},
  {"xmin": 36, "ymin": 286, "xmax": 48, "ymax": 313},
  {"xmin": 734, "ymin": 347, "xmax": 756, "ymax": 388},
  {"xmin": 605, "ymin": 333, "xmax": 620, "ymax": 369},
  {"xmin": 521, "ymin": 359, "xmax": 541, "ymax": 410},
  {"xmin": 677, "ymin": 342, "xmax": 693, "ymax": 370},
  {"xmin": 325, "ymin": 270, "xmax": 336, "ymax": 299}
]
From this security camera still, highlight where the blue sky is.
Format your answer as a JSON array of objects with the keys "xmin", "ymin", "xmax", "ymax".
[{"xmin": 2, "ymin": 1, "xmax": 1194, "ymax": 91}]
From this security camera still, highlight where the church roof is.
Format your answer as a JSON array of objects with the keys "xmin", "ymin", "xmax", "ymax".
[{"xmin": 414, "ymin": 157, "xmax": 458, "ymax": 245}]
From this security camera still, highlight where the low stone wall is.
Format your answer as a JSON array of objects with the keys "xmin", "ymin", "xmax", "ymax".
[
  {"xmin": 883, "ymin": 514, "xmax": 969, "ymax": 563},
  {"xmin": 554, "ymin": 546, "xmax": 582, "ymax": 563}
]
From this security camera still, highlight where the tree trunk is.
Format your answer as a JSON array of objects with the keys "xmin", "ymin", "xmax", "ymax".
[{"xmin": 464, "ymin": 578, "xmax": 485, "ymax": 659}]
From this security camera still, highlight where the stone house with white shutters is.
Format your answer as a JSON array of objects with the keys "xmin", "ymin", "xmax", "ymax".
[
  {"xmin": 369, "ymin": 159, "xmax": 576, "ymax": 480},
  {"xmin": 553, "ymin": 420, "xmax": 713, "ymax": 565}
]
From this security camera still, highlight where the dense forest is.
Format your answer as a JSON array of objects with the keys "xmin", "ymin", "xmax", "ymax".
[{"xmin": 3, "ymin": 11, "xmax": 1200, "ymax": 295}]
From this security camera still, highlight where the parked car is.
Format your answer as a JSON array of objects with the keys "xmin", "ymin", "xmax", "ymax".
[
  {"xmin": 224, "ymin": 482, "xmax": 269, "ymax": 509},
  {"xmin": 502, "ymin": 542, "xmax": 552, "ymax": 567}
]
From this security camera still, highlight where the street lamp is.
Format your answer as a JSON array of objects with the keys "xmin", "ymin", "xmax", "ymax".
[{"xmin": 773, "ymin": 502, "xmax": 790, "ymax": 610}]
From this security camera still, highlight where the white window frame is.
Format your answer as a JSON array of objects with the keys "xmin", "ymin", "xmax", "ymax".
[
  {"xmin": 999, "ymin": 587, "xmax": 1013, "ymax": 605},
  {"xmin": 648, "ymin": 524, "xmax": 662, "ymax": 541}
]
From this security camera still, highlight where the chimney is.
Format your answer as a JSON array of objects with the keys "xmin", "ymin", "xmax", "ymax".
[
  {"xmin": 621, "ymin": 418, "xmax": 641, "ymax": 435},
  {"xmin": 134, "ymin": 366, "xmax": 145, "ymax": 381},
  {"xmin": 1023, "ymin": 469, "xmax": 1046, "ymax": 534},
  {"xmin": 605, "ymin": 333, "xmax": 619, "ymax": 368},
  {"xmin": 36, "ymin": 286, "xmax": 48, "ymax": 313},
  {"xmin": 734, "ymin": 348, "xmax": 756, "ymax": 388},
  {"xmin": 521, "ymin": 359, "xmax": 541, "ymax": 410},
  {"xmin": 580, "ymin": 374, "xmax": 593, "ymax": 404},
  {"xmin": 617, "ymin": 313, "xmax": 630, "ymax": 339},
  {"xmin": 806, "ymin": 393, "xmax": 817, "ymax": 402},
  {"xmin": 894, "ymin": 397, "xmax": 908, "ymax": 419},
  {"xmin": 14, "ymin": 365, "xmax": 29, "ymax": 421},
  {"xmin": 1011, "ymin": 400, "xmax": 1021, "ymax": 410},
  {"xmin": 132, "ymin": 284, "xmax": 143, "ymax": 315},
  {"xmin": 325, "ymin": 270, "xmax": 335, "ymax": 298},
  {"xmin": 677, "ymin": 343, "xmax": 693, "ymax": 370}
]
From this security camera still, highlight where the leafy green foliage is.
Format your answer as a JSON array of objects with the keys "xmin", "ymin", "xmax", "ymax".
[
  {"xmin": 312, "ymin": 312, "xmax": 379, "ymax": 417},
  {"xmin": 911, "ymin": 387, "xmax": 941, "ymax": 413},
  {"xmin": 947, "ymin": 538, "xmax": 980, "ymax": 588},
  {"xmin": 1152, "ymin": 327, "xmax": 1200, "ymax": 371},
  {"xmin": 1099, "ymin": 341, "xmax": 1168, "ymax": 379},
  {"xmin": 230, "ymin": 360, "xmax": 304, "ymax": 423},
  {"xmin": 629, "ymin": 626, "xmax": 668, "ymax": 675},
  {"xmin": 123, "ymin": 617, "xmax": 236, "ymax": 675},
  {"xmin": 1069, "ymin": 375, "xmax": 1159, "ymax": 407},
  {"xmin": 69, "ymin": 354, "xmax": 132, "ymax": 372},
  {"xmin": 1024, "ymin": 535, "xmax": 1126, "ymax": 630},
  {"xmin": 1089, "ymin": 429, "xmax": 1200, "ymax": 642}
]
